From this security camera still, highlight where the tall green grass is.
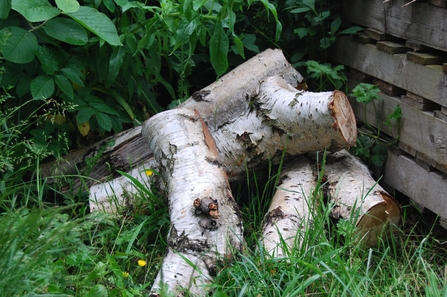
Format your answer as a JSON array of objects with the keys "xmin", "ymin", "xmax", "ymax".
[{"xmin": 0, "ymin": 153, "xmax": 446, "ymax": 296}]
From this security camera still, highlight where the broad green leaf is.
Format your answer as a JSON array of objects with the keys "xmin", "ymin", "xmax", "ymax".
[
  {"xmin": 61, "ymin": 66, "xmax": 84, "ymax": 86},
  {"xmin": 114, "ymin": 0, "xmax": 128, "ymax": 7},
  {"xmin": 107, "ymin": 46, "xmax": 126, "ymax": 86},
  {"xmin": 76, "ymin": 107, "xmax": 95, "ymax": 123},
  {"xmin": 103, "ymin": 0, "xmax": 115, "ymax": 12},
  {"xmin": 55, "ymin": 0, "xmax": 79, "ymax": 13},
  {"xmin": 174, "ymin": 19, "xmax": 198, "ymax": 51},
  {"xmin": 66, "ymin": 6, "xmax": 123, "ymax": 46},
  {"xmin": 209, "ymin": 22, "xmax": 228, "ymax": 77},
  {"xmin": 30, "ymin": 75, "xmax": 55, "ymax": 99},
  {"xmin": 37, "ymin": 46, "xmax": 58, "ymax": 75},
  {"xmin": 55, "ymin": 74, "xmax": 74, "ymax": 99},
  {"xmin": 86, "ymin": 284, "xmax": 108, "ymax": 297},
  {"xmin": 95, "ymin": 111, "xmax": 112, "ymax": 131},
  {"xmin": 0, "ymin": 0, "xmax": 11, "ymax": 19},
  {"xmin": 183, "ymin": 0, "xmax": 192, "ymax": 20},
  {"xmin": 0, "ymin": 26, "xmax": 38, "ymax": 63},
  {"xmin": 44, "ymin": 17, "xmax": 88, "ymax": 45},
  {"xmin": 11, "ymin": 0, "xmax": 60, "ymax": 22},
  {"xmin": 86, "ymin": 95, "xmax": 120, "ymax": 116},
  {"xmin": 330, "ymin": 17, "xmax": 341, "ymax": 35}
]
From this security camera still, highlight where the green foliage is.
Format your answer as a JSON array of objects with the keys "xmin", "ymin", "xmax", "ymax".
[
  {"xmin": 0, "ymin": 0, "xmax": 282, "ymax": 168},
  {"xmin": 305, "ymin": 60, "xmax": 347, "ymax": 91},
  {"xmin": 350, "ymin": 83, "xmax": 401, "ymax": 167}
]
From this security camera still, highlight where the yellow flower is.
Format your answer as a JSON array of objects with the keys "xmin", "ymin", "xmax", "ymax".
[
  {"xmin": 145, "ymin": 169, "xmax": 153, "ymax": 176},
  {"xmin": 122, "ymin": 271, "xmax": 129, "ymax": 278},
  {"xmin": 138, "ymin": 259, "xmax": 147, "ymax": 267}
]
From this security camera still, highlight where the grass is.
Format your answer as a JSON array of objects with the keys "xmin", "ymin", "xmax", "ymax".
[{"xmin": 0, "ymin": 156, "xmax": 446, "ymax": 296}]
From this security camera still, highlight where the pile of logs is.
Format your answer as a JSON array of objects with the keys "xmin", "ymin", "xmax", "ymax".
[{"xmin": 45, "ymin": 49, "xmax": 401, "ymax": 296}]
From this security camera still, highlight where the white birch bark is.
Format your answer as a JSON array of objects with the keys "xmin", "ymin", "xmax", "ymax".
[
  {"xmin": 210, "ymin": 75, "xmax": 357, "ymax": 177},
  {"xmin": 143, "ymin": 108, "xmax": 243, "ymax": 296},
  {"xmin": 179, "ymin": 49, "xmax": 304, "ymax": 132},
  {"xmin": 88, "ymin": 158, "xmax": 160, "ymax": 213},
  {"xmin": 261, "ymin": 157, "xmax": 316, "ymax": 257},
  {"xmin": 324, "ymin": 150, "xmax": 401, "ymax": 247}
]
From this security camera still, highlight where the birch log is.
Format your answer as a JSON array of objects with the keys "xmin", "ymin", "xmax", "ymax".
[
  {"xmin": 262, "ymin": 157, "xmax": 316, "ymax": 257},
  {"xmin": 208, "ymin": 75, "xmax": 357, "ymax": 177},
  {"xmin": 144, "ymin": 108, "xmax": 243, "ymax": 296},
  {"xmin": 324, "ymin": 150, "xmax": 401, "ymax": 247}
]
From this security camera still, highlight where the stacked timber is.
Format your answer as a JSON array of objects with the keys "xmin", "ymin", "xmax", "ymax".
[{"xmin": 333, "ymin": 0, "xmax": 447, "ymax": 227}]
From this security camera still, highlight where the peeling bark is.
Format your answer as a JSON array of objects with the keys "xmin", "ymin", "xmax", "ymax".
[
  {"xmin": 323, "ymin": 150, "xmax": 401, "ymax": 247},
  {"xmin": 144, "ymin": 108, "xmax": 243, "ymax": 296},
  {"xmin": 261, "ymin": 157, "xmax": 316, "ymax": 257}
]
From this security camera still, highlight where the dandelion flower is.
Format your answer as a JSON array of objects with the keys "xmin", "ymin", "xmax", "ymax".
[
  {"xmin": 138, "ymin": 259, "xmax": 147, "ymax": 267},
  {"xmin": 145, "ymin": 169, "xmax": 153, "ymax": 176},
  {"xmin": 122, "ymin": 271, "xmax": 129, "ymax": 278}
]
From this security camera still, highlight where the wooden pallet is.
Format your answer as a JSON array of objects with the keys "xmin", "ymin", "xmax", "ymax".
[
  {"xmin": 340, "ymin": 0, "xmax": 447, "ymax": 53},
  {"xmin": 332, "ymin": 27, "xmax": 447, "ymax": 224}
]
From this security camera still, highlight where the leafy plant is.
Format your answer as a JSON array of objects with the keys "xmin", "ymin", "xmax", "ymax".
[
  {"xmin": 284, "ymin": 0, "xmax": 362, "ymax": 64},
  {"xmin": 305, "ymin": 60, "xmax": 347, "ymax": 91},
  {"xmin": 350, "ymin": 83, "xmax": 401, "ymax": 167}
]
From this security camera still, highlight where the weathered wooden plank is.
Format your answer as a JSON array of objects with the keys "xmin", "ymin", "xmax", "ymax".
[
  {"xmin": 383, "ymin": 150, "xmax": 447, "ymax": 221},
  {"xmin": 407, "ymin": 52, "xmax": 447, "ymax": 65},
  {"xmin": 347, "ymin": 89, "xmax": 447, "ymax": 172},
  {"xmin": 333, "ymin": 35, "xmax": 447, "ymax": 107},
  {"xmin": 365, "ymin": 28, "xmax": 387, "ymax": 41},
  {"xmin": 377, "ymin": 41, "xmax": 409, "ymax": 54},
  {"xmin": 341, "ymin": 0, "xmax": 447, "ymax": 52}
]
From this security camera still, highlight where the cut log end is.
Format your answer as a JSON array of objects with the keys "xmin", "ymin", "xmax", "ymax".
[
  {"xmin": 356, "ymin": 191, "xmax": 401, "ymax": 247},
  {"xmin": 331, "ymin": 91, "xmax": 357, "ymax": 149}
]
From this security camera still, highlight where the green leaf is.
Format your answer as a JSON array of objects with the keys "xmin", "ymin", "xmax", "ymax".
[
  {"xmin": 338, "ymin": 26, "xmax": 363, "ymax": 35},
  {"xmin": 243, "ymin": 34, "xmax": 259, "ymax": 53},
  {"xmin": 0, "ymin": 26, "xmax": 38, "ymax": 63},
  {"xmin": 330, "ymin": 17, "xmax": 341, "ymax": 35},
  {"xmin": 44, "ymin": 18, "xmax": 88, "ymax": 45},
  {"xmin": 76, "ymin": 107, "xmax": 95, "ymax": 123},
  {"xmin": 290, "ymin": 7, "xmax": 312, "ymax": 13},
  {"xmin": 95, "ymin": 86, "xmax": 135, "ymax": 120},
  {"xmin": 102, "ymin": 0, "xmax": 116, "ymax": 13},
  {"xmin": 209, "ymin": 22, "xmax": 228, "ymax": 77},
  {"xmin": 174, "ymin": 18, "xmax": 199, "ymax": 51},
  {"xmin": 55, "ymin": 74, "xmax": 74, "ymax": 99},
  {"xmin": 66, "ymin": 6, "xmax": 123, "ymax": 46},
  {"xmin": 233, "ymin": 35, "xmax": 245, "ymax": 59},
  {"xmin": 11, "ymin": 0, "xmax": 60, "ymax": 22},
  {"xmin": 294, "ymin": 27, "xmax": 308, "ymax": 38},
  {"xmin": 0, "ymin": 0, "xmax": 12, "ymax": 19},
  {"xmin": 85, "ymin": 95, "xmax": 120, "ymax": 116},
  {"xmin": 371, "ymin": 144, "xmax": 388, "ymax": 167},
  {"xmin": 95, "ymin": 111, "xmax": 112, "ymax": 131},
  {"xmin": 86, "ymin": 284, "xmax": 107, "ymax": 297},
  {"xmin": 259, "ymin": 0, "xmax": 281, "ymax": 41},
  {"xmin": 61, "ymin": 66, "xmax": 84, "ymax": 86},
  {"xmin": 384, "ymin": 104, "xmax": 402, "ymax": 125},
  {"xmin": 55, "ymin": 0, "xmax": 79, "ymax": 13},
  {"xmin": 37, "ymin": 46, "xmax": 58, "ymax": 75},
  {"xmin": 30, "ymin": 75, "xmax": 55, "ymax": 99},
  {"xmin": 351, "ymin": 83, "xmax": 381, "ymax": 103},
  {"xmin": 107, "ymin": 46, "xmax": 126, "ymax": 86}
]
